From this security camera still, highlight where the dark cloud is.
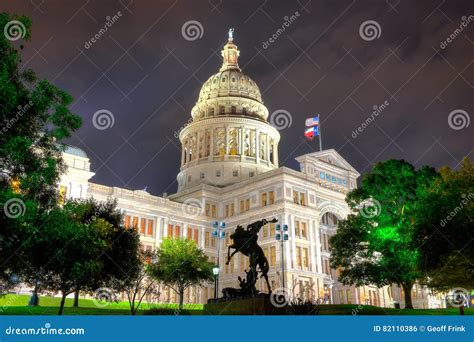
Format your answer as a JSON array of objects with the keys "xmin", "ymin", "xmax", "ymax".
[{"xmin": 1, "ymin": 0, "xmax": 472, "ymax": 194}]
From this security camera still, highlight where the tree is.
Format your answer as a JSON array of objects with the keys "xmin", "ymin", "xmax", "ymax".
[
  {"xmin": 149, "ymin": 238, "xmax": 213, "ymax": 309},
  {"xmin": 330, "ymin": 159, "xmax": 438, "ymax": 309},
  {"xmin": 20, "ymin": 206, "xmax": 104, "ymax": 315},
  {"xmin": 0, "ymin": 12, "xmax": 81, "ymax": 289},
  {"xmin": 63, "ymin": 198, "xmax": 141, "ymax": 307},
  {"xmin": 415, "ymin": 158, "xmax": 473, "ymax": 314},
  {"xmin": 120, "ymin": 251, "xmax": 160, "ymax": 315}
]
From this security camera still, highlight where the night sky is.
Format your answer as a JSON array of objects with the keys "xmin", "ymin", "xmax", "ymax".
[{"xmin": 2, "ymin": 0, "xmax": 472, "ymax": 195}]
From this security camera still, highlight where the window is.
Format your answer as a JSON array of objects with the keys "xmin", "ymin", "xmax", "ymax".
[
  {"xmin": 263, "ymin": 226, "xmax": 268, "ymax": 238},
  {"xmin": 301, "ymin": 222, "xmax": 307, "ymax": 239},
  {"xmin": 216, "ymin": 170, "xmax": 221, "ymax": 177},
  {"xmin": 296, "ymin": 247, "xmax": 302, "ymax": 267},
  {"xmin": 147, "ymin": 220, "xmax": 154, "ymax": 236},
  {"xmin": 205, "ymin": 231, "xmax": 210, "ymax": 247},
  {"xmin": 337, "ymin": 178, "xmax": 343, "ymax": 185},
  {"xmin": 59, "ymin": 185, "xmax": 68, "ymax": 205},
  {"xmin": 261, "ymin": 192, "xmax": 267, "ymax": 206},
  {"xmin": 187, "ymin": 227, "xmax": 193, "ymax": 240},
  {"xmin": 132, "ymin": 217, "xmax": 139, "ymax": 231},
  {"xmin": 233, "ymin": 170, "xmax": 238, "ymax": 177},
  {"xmin": 231, "ymin": 106, "xmax": 237, "ymax": 114},
  {"xmin": 332, "ymin": 176, "xmax": 336, "ymax": 183},
  {"xmin": 270, "ymin": 246, "xmax": 276, "ymax": 266},
  {"xmin": 174, "ymin": 225, "xmax": 180, "ymax": 238},
  {"xmin": 167, "ymin": 224, "xmax": 173, "ymax": 237},
  {"xmin": 293, "ymin": 191, "xmax": 307, "ymax": 206},
  {"xmin": 343, "ymin": 179, "xmax": 347, "ymax": 187},
  {"xmin": 225, "ymin": 203, "xmax": 235, "ymax": 218},
  {"xmin": 242, "ymin": 108, "xmax": 247, "ymax": 115},
  {"xmin": 140, "ymin": 218, "xmax": 146, "ymax": 234},
  {"xmin": 303, "ymin": 248, "xmax": 309, "ymax": 267},
  {"xmin": 219, "ymin": 106, "xmax": 225, "ymax": 114},
  {"xmin": 245, "ymin": 198, "xmax": 250, "ymax": 211},
  {"xmin": 269, "ymin": 191, "xmax": 275, "ymax": 205},
  {"xmin": 295, "ymin": 220, "xmax": 300, "ymax": 237},
  {"xmin": 124, "ymin": 215, "xmax": 131, "ymax": 229},
  {"xmin": 209, "ymin": 107, "xmax": 215, "ymax": 116},
  {"xmin": 200, "ymin": 172, "xmax": 205, "ymax": 179},
  {"xmin": 249, "ymin": 171, "xmax": 254, "ymax": 177},
  {"xmin": 193, "ymin": 229, "xmax": 199, "ymax": 244},
  {"xmin": 211, "ymin": 205, "xmax": 217, "ymax": 218},
  {"xmin": 187, "ymin": 175, "xmax": 192, "ymax": 183},
  {"xmin": 326, "ymin": 174, "xmax": 331, "ymax": 181}
]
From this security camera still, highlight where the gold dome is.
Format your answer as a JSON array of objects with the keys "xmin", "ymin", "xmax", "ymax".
[{"xmin": 191, "ymin": 32, "xmax": 268, "ymax": 122}]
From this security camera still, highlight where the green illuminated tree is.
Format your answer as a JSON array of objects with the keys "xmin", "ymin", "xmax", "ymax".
[
  {"xmin": 149, "ymin": 238, "xmax": 213, "ymax": 309},
  {"xmin": 415, "ymin": 157, "xmax": 473, "ymax": 314},
  {"xmin": 330, "ymin": 159, "xmax": 438, "ymax": 309}
]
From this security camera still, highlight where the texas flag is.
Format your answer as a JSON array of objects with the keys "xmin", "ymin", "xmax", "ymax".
[
  {"xmin": 304, "ymin": 126, "xmax": 319, "ymax": 140},
  {"xmin": 305, "ymin": 116, "xmax": 319, "ymax": 127}
]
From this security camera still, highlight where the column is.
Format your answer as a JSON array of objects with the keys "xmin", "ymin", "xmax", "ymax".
[
  {"xmin": 255, "ymin": 129, "xmax": 260, "ymax": 161},
  {"xmin": 309, "ymin": 220, "xmax": 317, "ymax": 272},
  {"xmin": 209, "ymin": 128, "xmax": 214, "ymax": 159},
  {"xmin": 315, "ymin": 219, "xmax": 323, "ymax": 273},
  {"xmin": 273, "ymin": 141, "xmax": 278, "ymax": 166},
  {"xmin": 181, "ymin": 144, "xmax": 185, "ymax": 166},
  {"xmin": 266, "ymin": 134, "xmax": 270, "ymax": 162},
  {"xmin": 287, "ymin": 213, "xmax": 294, "ymax": 271}
]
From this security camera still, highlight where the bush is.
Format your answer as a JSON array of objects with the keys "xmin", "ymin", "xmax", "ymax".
[{"xmin": 143, "ymin": 308, "xmax": 192, "ymax": 315}]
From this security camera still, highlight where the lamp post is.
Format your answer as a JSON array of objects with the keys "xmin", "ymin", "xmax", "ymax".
[
  {"xmin": 212, "ymin": 221, "xmax": 225, "ymax": 300},
  {"xmin": 275, "ymin": 223, "xmax": 288, "ymax": 293}
]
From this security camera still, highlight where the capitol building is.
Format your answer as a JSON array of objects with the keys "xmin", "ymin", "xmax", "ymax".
[{"xmin": 59, "ymin": 33, "xmax": 442, "ymax": 309}]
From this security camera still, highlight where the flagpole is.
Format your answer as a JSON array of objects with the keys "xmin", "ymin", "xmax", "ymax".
[{"xmin": 318, "ymin": 114, "xmax": 322, "ymax": 151}]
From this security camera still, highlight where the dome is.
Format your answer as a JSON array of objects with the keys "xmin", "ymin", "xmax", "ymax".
[
  {"xmin": 177, "ymin": 30, "xmax": 280, "ymax": 192},
  {"xmin": 191, "ymin": 34, "xmax": 269, "ymax": 122},
  {"xmin": 64, "ymin": 145, "xmax": 88, "ymax": 158}
]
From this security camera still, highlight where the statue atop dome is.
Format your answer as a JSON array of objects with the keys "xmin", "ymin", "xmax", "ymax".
[{"xmin": 228, "ymin": 28, "xmax": 234, "ymax": 41}]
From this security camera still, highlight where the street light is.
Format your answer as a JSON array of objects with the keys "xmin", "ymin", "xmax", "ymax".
[
  {"xmin": 212, "ymin": 221, "xmax": 225, "ymax": 300},
  {"xmin": 275, "ymin": 223, "xmax": 288, "ymax": 294}
]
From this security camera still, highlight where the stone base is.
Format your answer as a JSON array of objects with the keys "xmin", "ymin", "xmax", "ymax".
[{"xmin": 204, "ymin": 296, "xmax": 272, "ymax": 315}]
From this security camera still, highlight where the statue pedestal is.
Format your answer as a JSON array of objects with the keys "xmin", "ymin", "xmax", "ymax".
[{"xmin": 204, "ymin": 296, "xmax": 271, "ymax": 315}]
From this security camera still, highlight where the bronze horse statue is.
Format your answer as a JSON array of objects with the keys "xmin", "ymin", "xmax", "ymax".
[{"xmin": 226, "ymin": 218, "xmax": 277, "ymax": 294}]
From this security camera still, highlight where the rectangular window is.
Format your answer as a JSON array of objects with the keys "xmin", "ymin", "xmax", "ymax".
[
  {"xmin": 233, "ymin": 170, "xmax": 238, "ymax": 177},
  {"xmin": 59, "ymin": 185, "xmax": 68, "ymax": 205},
  {"xmin": 261, "ymin": 192, "xmax": 267, "ymax": 206},
  {"xmin": 174, "ymin": 225, "xmax": 180, "ymax": 238},
  {"xmin": 132, "ymin": 217, "xmax": 139, "ymax": 231},
  {"xmin": 211, "ymin": 205, "xmax": 217, "ymax": 218},
  {"xmin": 269, "ymin": 223, "xmax": 275, "ymax": 237},
  {"xmin": 140, "ymin": 218, "xmax": 146, "ymax": 234},
  {"xmin": 168, "ymin": 224, "xmax": 173, "ymax": 238},
  {"xmin": 295, "ymin": 220, "xmax": 300, "ymax": 238},
  {"xmin": 124, "ymin": 215, "xmax": 131, "ymax": 229},
  {"xmin": 205, "ymin": 203, "xmax": 210, "ymax": 216},
  {"xmin": 263, "ymin": 225, "xmax": 268, "ymax": 238},
  {"xmin": 194, "ymin": 229, "xmax": 199, "ymax": 244},
  {"xmin": 303, "ymin": 248, "xmax": 309, "ymax": 267},
  {"xmin": 225, "ymin": 205, "xmax": 229, "ymax": 218},
  {"xmin": 320, "ymin": 172, "xmax": 325, "ymax": 179},
  {"xmin": 301, "ymin": 222, "xmax": 307, "ymax": 239},
  {"xmin": 200, "ymin": 172, "xmax": 205, "ymax": 179},
  {"xmin": 216, "ymin": 170, "xmax": 221, "ymax": 177},
  {"xmin": 231, "ymin": 106, "xmax": 237, "ymax": 114},
  {"xmin": 296, "ymin": 247, "xmax": 302, "ymax": 267},
  {"xmin": 343, "ymin": 179, "xmax": 347, "ymax": 187},
  {"xmin": 300, "ymin": 193, "xmax": 306, "ymax": 206},
  {"xmin": 326, "ymin": 174, "xmax": 331, "ymax": 181},
  {"xmin": 230, "ymin": 203, "xmax": 234, "ymax": 216},
  {"xmin": 240, "ymin": 200, "xmax": 245, "ymax": 213},
  {"xmin": 187, "ymin": 227, "xmax": 193, "ymax": 240},
  {"xmin": 270, "ymin": 246, "xmax": 276, "ymax": 266},
  {"xmin": 293, "ymin": 190, "xmax": 298, "ymax": 204},
  {"xmin": 337, "ymin": 178, "xmax": 343, "ymax": 185},
  {"xmin": 332, "ymin": 176, "xmax": 336, "ymax": 183},
  {"xmin": 245, "ymin": 199, "xmax": 250, "ymax": 211},
  {"xmin": 147, "ymin": 219, "xmax": 154, "ymax": 236},
  {"xmin": 219, "ymin": 106, "xmax": 225, "ymax": 114},
  {"xmin": 269, "ymin": 191, "xmax": 275, "ymax": 205},
  {"xmin": 205, "ymin": 231, "xmax": 210, "ymax": 247}
]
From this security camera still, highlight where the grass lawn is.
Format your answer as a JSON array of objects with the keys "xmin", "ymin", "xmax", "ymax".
[
  {"xmin": 0, "ymin": 294, "xmax": 203, "ymax": 315},
  {"xmin": 0, "ymin": 294, "xmax": 471, "ymax": 315}
]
